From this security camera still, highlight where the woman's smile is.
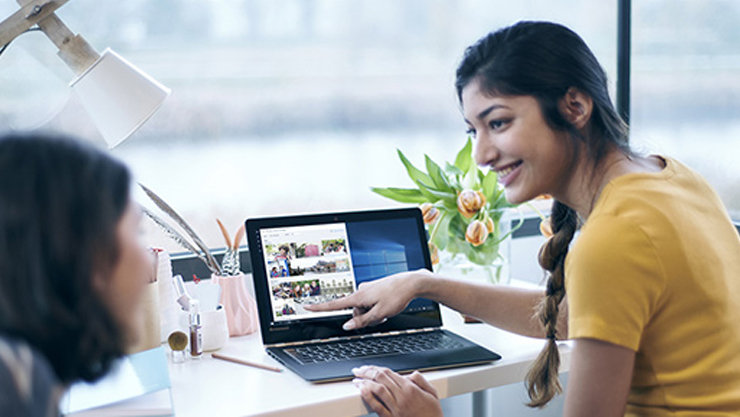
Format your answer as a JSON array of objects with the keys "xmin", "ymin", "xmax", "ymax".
[{"xmin": 493, "ymin": 160, "xmax": 523, "ymax": 186}]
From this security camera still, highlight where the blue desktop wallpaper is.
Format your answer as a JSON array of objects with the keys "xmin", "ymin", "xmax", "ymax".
[{"xmin": 346, "ymin": 218, "xmax": 432, "ymax": 311}]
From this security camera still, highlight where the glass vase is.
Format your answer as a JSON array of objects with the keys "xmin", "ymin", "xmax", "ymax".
[
  {"xmin": 434, "ymin": 215, "xmax": 512, "ymax": 285},
  {"xmin": 435, "ymin": 252, "xmax": 510, "ymax": 285}
]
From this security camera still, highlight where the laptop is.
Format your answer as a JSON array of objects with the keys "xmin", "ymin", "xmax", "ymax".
[{"xmin": 246, "ymin": 207, "xmax": 501, "ymax": 382}]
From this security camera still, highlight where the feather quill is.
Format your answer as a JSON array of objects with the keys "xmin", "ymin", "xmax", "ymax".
[
  {"xmin": 141, "ymin": 207, "xmax": 219, "ymax": 275},
  {"xmin": 139, "ymin": 184, "xmax": 222, "ymax": 275}
]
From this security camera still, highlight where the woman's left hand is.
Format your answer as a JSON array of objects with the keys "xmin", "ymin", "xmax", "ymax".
[{"xmin": 352, "ymin": 366, "xmax": 443, "ymax": 417}]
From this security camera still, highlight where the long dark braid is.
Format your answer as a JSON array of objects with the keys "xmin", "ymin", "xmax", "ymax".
[{"xmin": 525, "ymin": 200, "xmax": 578, "ymax": 407}]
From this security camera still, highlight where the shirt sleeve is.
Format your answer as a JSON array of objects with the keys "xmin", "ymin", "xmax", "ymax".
[
  {"xmin": 0, "ymin": 370, "xmax": 28, "ymax": 417},
  {"xmin": 565, "ymin": 213, "xmax": 667, "ymax": 351},
  {"xmin": 0, "ymin": 337, "xmax": 61, "ymax": 417}
]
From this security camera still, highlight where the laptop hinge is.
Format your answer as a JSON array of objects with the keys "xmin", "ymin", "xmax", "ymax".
[{"xmin": 266, "ymin": 326, "xmax": 441, "ymax": 349}]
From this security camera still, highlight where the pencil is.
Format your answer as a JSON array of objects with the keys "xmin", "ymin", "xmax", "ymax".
[{"xmin": 211, "ymin": 352, "xmax": 283, "ymax": 373}]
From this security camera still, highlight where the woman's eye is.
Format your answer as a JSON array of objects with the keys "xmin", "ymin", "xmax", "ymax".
[
  {"xmin": 489, "ymin": 119, "xmax": 507, "ymax": 130},
  {"xmin": 465, "ymin": 127, "xmax": 477, "ymax": 138}
]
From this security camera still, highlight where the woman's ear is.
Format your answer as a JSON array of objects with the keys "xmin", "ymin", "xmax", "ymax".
[{"xmin": 558, "ymin": 87, "xmax": 593, "ymax": 130}]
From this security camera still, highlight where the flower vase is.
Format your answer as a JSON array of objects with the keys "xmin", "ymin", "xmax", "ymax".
[
  {"xmin": 435, "ymin": 251, "xmax": 510, "ymax": 285},
  {"xmin": 434, "ymin": 217, "xmax": 512, "ymax": 286},
  {"xmin": 434, "ymin": 208, "xmax": 514, "ymax": 283},
  {"xmin": 212, "ymin": 273, "xmax": 259, "ymax": 336}
]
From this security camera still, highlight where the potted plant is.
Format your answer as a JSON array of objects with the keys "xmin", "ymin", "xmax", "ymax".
[{"xmin": 371, "ymin": 138, "xmax": 522, "ymax": 283}]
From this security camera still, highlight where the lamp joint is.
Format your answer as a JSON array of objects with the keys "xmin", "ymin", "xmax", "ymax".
[{"xmin": 25, "ymin": 4, "xmax": 44, "ymax": 19}]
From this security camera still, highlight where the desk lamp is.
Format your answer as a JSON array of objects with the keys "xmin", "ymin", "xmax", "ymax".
[{"xmin": 0, "ymin": 0, "xmax": 171, "ymax": 148}]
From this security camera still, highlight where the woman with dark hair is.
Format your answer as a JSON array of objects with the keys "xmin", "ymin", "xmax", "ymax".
[
  {"xmin": 308, "ymin": 21, "xmax": 740, "ymax": 416},
  {"xmin": 0, "ymin": 133, "xmax": 151, "ymax": 416}
]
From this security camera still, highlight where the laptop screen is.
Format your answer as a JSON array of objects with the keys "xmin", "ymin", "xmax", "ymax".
[{"xmin": 247, "ymin": 208, "xmax": 442, "ymax": 345}]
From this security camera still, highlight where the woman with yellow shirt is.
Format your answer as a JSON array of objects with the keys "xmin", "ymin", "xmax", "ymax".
[{"xmin": 307, "ymin": 21, "xmax": 740, "ymax": 416}]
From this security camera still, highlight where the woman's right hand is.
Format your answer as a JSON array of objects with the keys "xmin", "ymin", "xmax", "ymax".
[
  {"xmin": 352, "ymin": 366, "xmax": 443, "ymax": 417},
  {"xmin": 304, "ymin": 269, "xmax": 433, "ymax": 330}
]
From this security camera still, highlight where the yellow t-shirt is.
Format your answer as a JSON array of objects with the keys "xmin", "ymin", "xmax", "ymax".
[{"xmin": 565, "ymin": 156, "xmax": 740, "ymax": 416}]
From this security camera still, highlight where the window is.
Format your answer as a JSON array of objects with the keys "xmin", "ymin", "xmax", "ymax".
[
  {"xmin": 630, "ymin": 0, "xmax": 740, "ymax": 219},
  {"xmin": 1, "ymin": 1, "xmax": 618, "ymax": 250}
]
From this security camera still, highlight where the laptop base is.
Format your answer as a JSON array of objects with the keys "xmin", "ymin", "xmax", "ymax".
[{"xmin": 266, "ymin": 329, "xmax": 501, "ymax": 383}]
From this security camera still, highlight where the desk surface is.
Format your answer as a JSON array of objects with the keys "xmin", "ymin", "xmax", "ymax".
[{"xmin": 165, "ymin": 306, "xmax": 571, "ymax": 417}]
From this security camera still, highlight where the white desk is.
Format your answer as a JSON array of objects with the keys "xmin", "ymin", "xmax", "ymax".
[{"xmin": 165, "ymin": 306, "xmax": 571, "ymax": 417}]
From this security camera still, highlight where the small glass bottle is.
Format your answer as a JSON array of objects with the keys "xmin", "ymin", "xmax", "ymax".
[{"xmin": 189, "ymin": 299, "xmax": 203, "ymax": 359}]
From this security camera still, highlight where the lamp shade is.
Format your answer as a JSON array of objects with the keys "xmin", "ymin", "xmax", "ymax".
[{"xmin": 70, "ymin": 48, "xmax": 171, "ymax": 148}]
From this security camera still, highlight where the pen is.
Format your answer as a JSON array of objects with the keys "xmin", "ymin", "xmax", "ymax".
[{"xmin": 211, "ymin": 353, "xmax": 283, "ymax": 373}]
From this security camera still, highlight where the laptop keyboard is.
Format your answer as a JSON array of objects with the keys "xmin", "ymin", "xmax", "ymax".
[{"xmin": 284, "ymin": 331, "xmax": 465, "ymax": 364}]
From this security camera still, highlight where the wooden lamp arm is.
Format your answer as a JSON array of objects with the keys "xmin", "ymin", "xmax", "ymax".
[{"xmin": 1, "ymin": 0, "xmax": 99, "ymax": 76}]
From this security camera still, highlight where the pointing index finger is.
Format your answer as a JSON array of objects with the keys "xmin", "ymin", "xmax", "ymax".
[{"xmin": 304, "ymin": 294, "xmax": 357, "ymax": 312}]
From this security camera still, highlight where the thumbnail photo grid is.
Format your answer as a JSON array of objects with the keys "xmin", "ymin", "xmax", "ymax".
[
  {"xmin": 262, "ymin": 226, "xmax": 355, "ymax": 321},
  {"xmin": 270, "ymin": 277, "xmax": 355, "ymax": 318}
]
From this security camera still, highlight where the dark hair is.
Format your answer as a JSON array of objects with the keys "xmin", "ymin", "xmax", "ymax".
[
  {"xmin": 0, "ymin": 132, "xmax": 132, "ymax": 384},
  {"xmin": 455, "ymin": 21, "xmax": 631, "ymax": 407}
]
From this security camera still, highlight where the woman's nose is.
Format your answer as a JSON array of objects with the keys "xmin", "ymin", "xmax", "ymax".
[{"xmin": 474, "ymin": 132, "xmax": 499, "ymax": 168}]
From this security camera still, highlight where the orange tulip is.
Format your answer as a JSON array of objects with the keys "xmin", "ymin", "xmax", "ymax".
[
  {"xmin": 457, "ymin": 190, "xmax": 486, "ymax": 218},
  {"xmin": 485, "ymin": 217, "xmax": 495, "ymax": 234},
  {"xmin": 429, "ymin": 242, "xmax": 439, "ymax": 265},
  {"xmin": 539, "ymin": 217, "xmax": 553, "ymax": 238},
  {"xmin": 420, "ymin": 203, "xmax": 440, "ymax": 224},
  {"xmin": 465, "ymin": 220, "xmax": 488, "ymax": 247}
]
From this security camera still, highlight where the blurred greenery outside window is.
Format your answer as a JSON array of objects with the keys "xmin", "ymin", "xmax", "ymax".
[{"xmin": 0, "ymin": 1, "xmax": 736, "ymax": 252}]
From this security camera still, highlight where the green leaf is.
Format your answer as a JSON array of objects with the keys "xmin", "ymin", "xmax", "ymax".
[
  {"xmin": 462, "ymin": 164, "xmax": 478, "ymax": 189},
  {"xmin": 425, "ymin": 154, "xmax": 453, "ymax": 193},
  {"xmin": 445, "ymin": 234, "xmax": 467, "ymax": 255},
  {"xmin": 443, "ymin": 163, "xmax": 463, "ymax": 190},
  {"xmin": 454, "ymin": 137, "xmax": 473, "ymax": 173},
  {"xmin": 440, "ymin": 197, "xmax": 458, "ymax": 211},
  {"xmin": 448, "ymin": 214, "xmax": 468, "ymax": 241},
  {"xmin": 419, "ymin": 185, "xmax": 456, "ymax": 202},
  {"xmin": 466, "ymin": 240, "xmax": 500, "ymax": 265},
  {"xmin": 490, "ymin": 188, "xmax": 511, "ymax": 209},
  {"xmin": 417, "ymin": 187, "xmax": 442, "ymax": 203},
  {"xmin": 444, "ymin": 162, "xmax": 464, "ymax": 177},
  {"xmin": 408, "ymin": 180, "xmax": 447, "ymax": 203},
  {"xmin": 481, "ymin": 170, "xmax": 498, "ymax": 202},
  {"xmin": 370, "ymin": 187, "xmax": 428, "ymax": 204},
  {"xmin": 397, "ymin": 149, "xmax": 434, "ymax": 189}
]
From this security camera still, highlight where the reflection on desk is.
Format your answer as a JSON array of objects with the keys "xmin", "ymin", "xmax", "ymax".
[{"xmin": 162, "ymin": 306, "xmax": 570, "ymax": 417}]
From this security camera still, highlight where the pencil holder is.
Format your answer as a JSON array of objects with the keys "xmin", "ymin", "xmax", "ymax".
[
  {"xmin": 201, "ymin": 305, "xmax": 229, "ymax": 351},
  {"xmin": 212, "ymin": 273, "xmax": 259, "ymax": 336}
]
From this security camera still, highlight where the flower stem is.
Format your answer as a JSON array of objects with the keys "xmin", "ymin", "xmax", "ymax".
[
  {"xmin": 526, "ymin": 201, "xmax": 547, "ymax": 220},
  {"xmin": 428, "ymin": 211, "xmax": 447, "ymax": 244}
]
